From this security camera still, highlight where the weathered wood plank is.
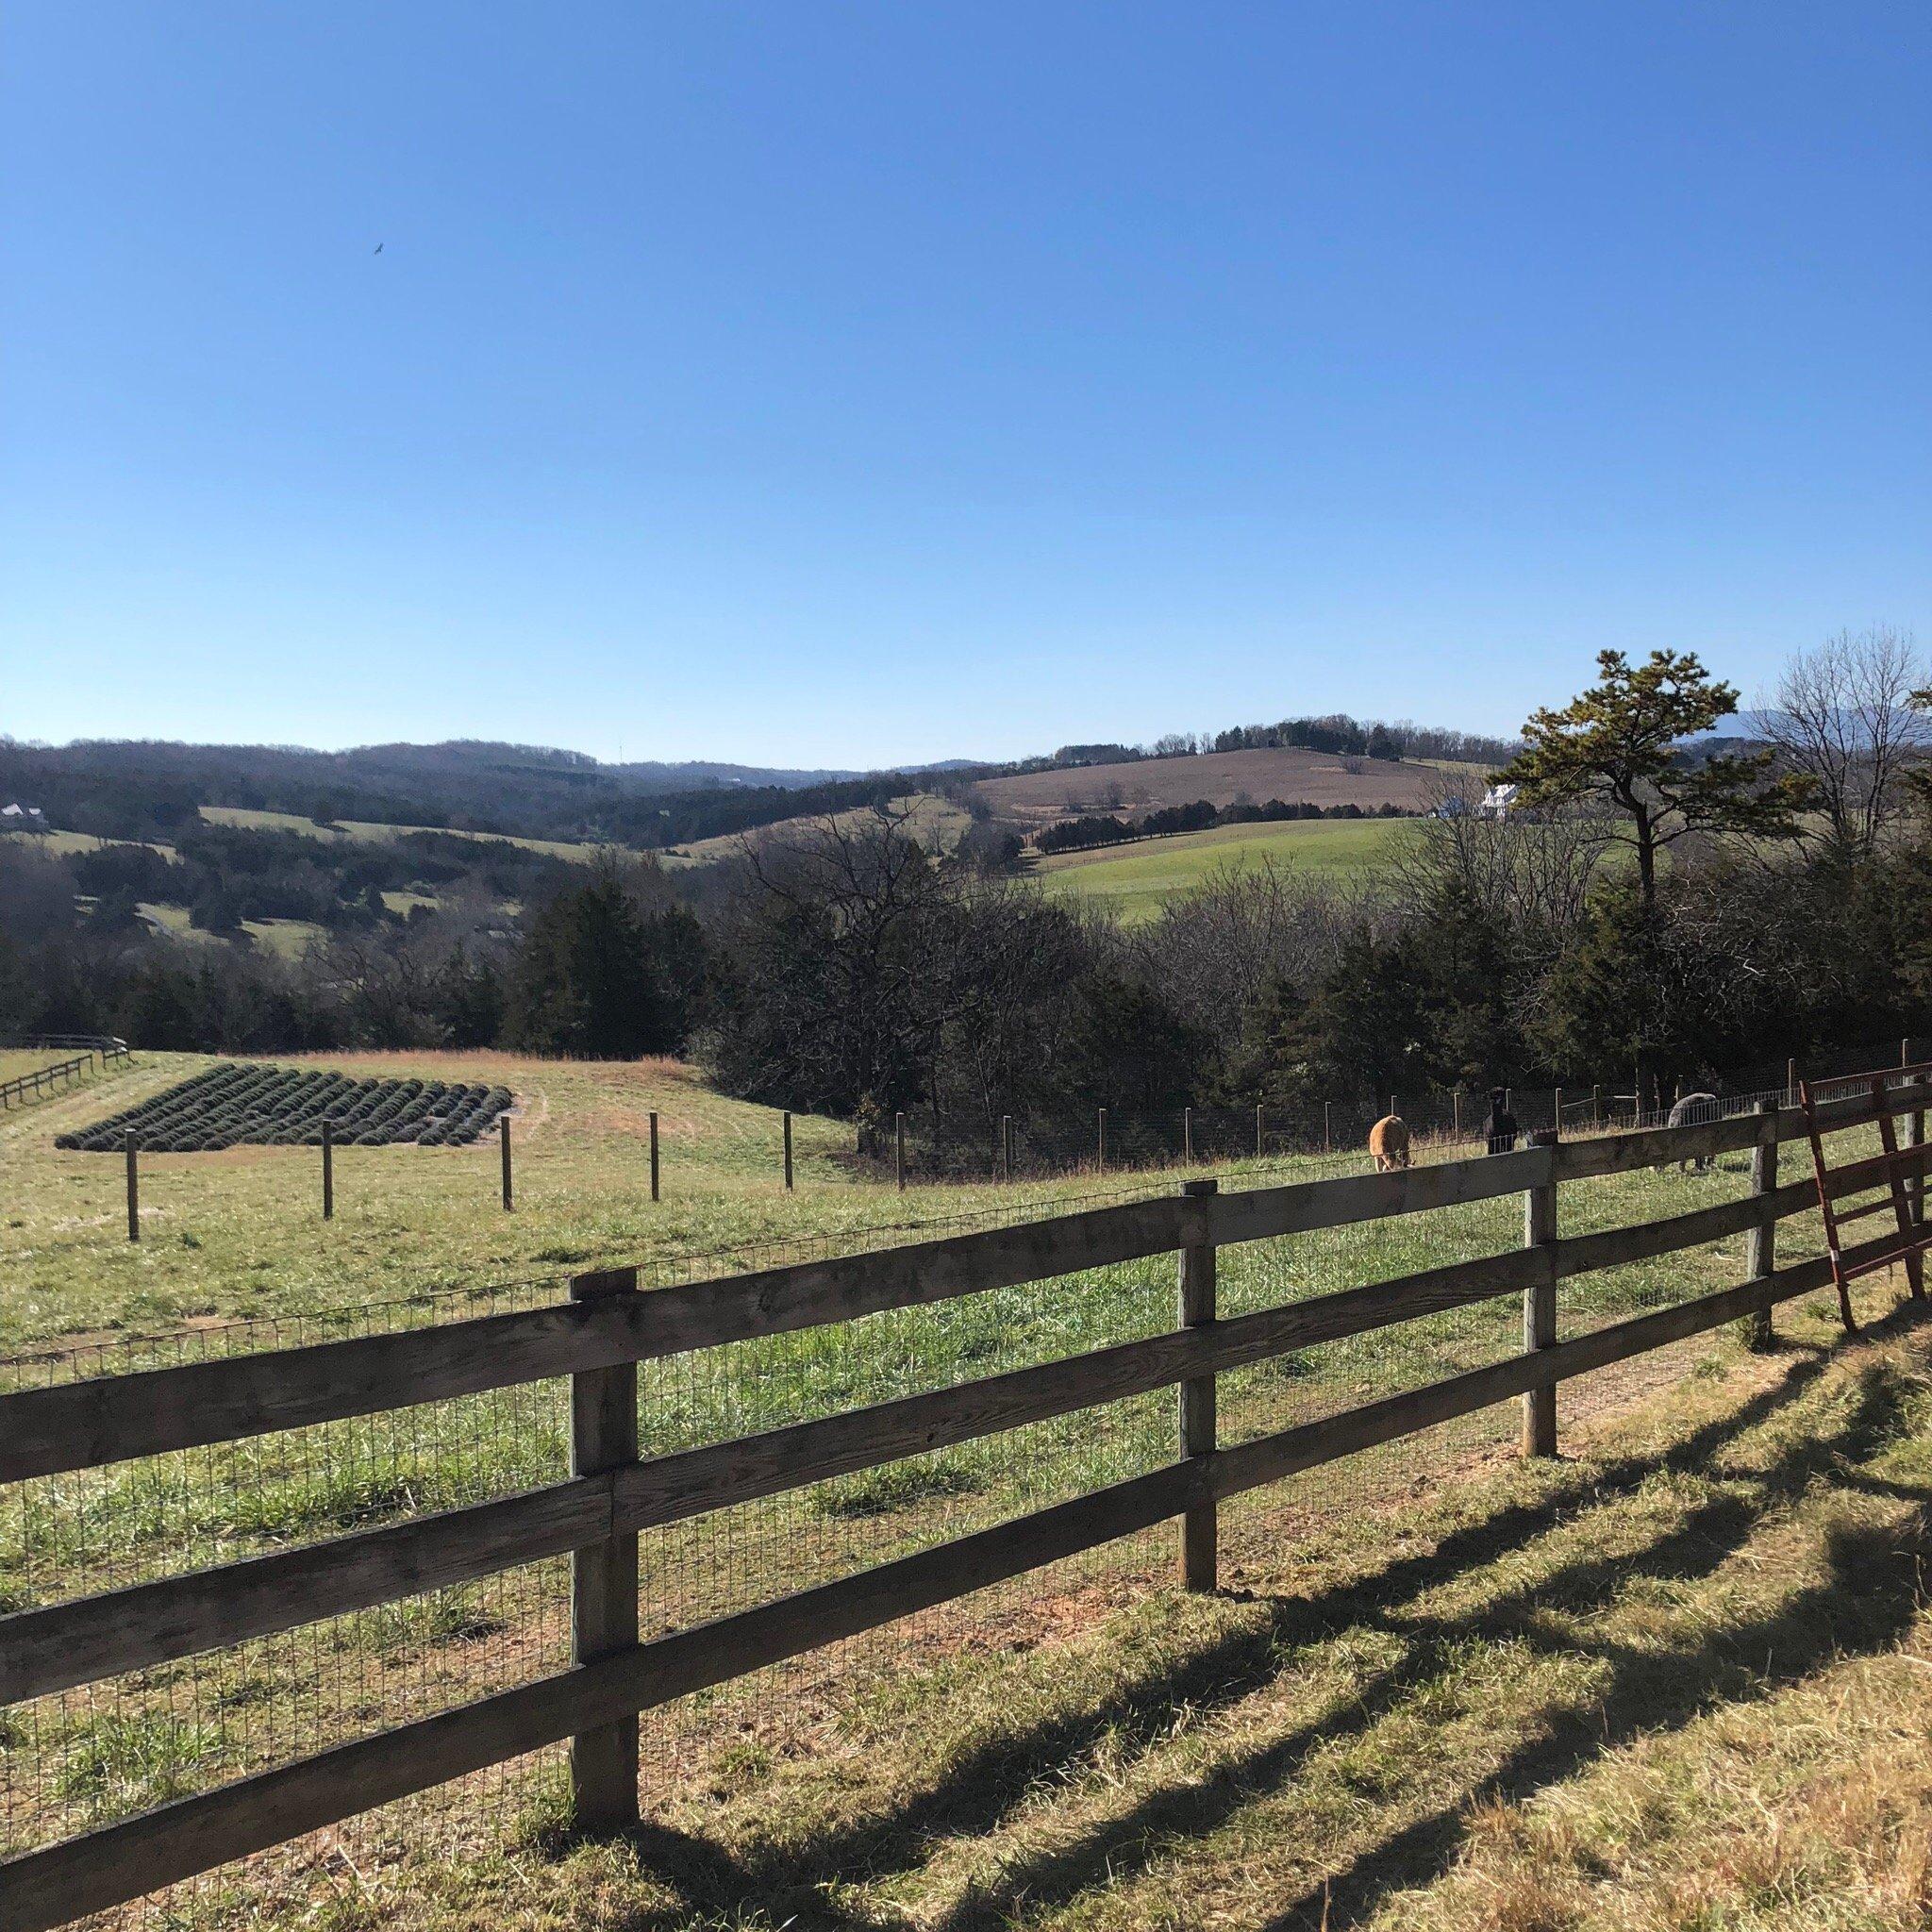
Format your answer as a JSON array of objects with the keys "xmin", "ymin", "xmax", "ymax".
[
  {"xmin": 4, "ymin": 1229, "xmax": 1891, "ymax": 1932},
  {"xmin": 0, "ymin": 1461, "xmax": 1203, "ymax": 1932},
  {"xmin": 1208, "ymin": 1145, "xmax": 1550, "ymax": 1246},
  {"xmin": 1, "ymin": 1244, "xmax": 1538, "ymax": 1703},
  {"xmin": 0, "ymin": 1481, "xmax": 609, "ymax": 1706},
  {"xmin": 0, "ymin": 1196, "xmax": 1184, "ymax": 1482},
  {"xmin": 1554, "ymin": 1113, "xmax": 1763, "ymax": 1178}
]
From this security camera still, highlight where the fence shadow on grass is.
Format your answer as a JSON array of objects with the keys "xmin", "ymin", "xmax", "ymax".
[{"xmin": 591, "ymin": 1302, "xmax": 1932, "ymax": 1932}]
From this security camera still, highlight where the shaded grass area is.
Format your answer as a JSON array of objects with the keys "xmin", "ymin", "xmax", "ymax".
[{"xmin": 192, "ymin": 1291, "xmax": 1932, "ymax": 1932}]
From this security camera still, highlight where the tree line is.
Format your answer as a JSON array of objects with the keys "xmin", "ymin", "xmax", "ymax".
[{"xmin": 5, "ymin": 635, "xmax": 1929, "ymax": 1151}]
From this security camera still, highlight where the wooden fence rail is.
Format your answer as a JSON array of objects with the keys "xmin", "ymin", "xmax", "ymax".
[
  {"xmin": 0, "ymin": 1040, "xmax": 127, "ymax": 1112},
  {"xmin": 2, "ymin": 1075, "xmax": 1926, "ymax": 1932}
]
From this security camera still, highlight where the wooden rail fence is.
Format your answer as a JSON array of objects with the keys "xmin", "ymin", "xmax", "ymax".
[
  {"xmin": 0, "ymin": 1040, "xmax": 127, "ymax": 1112},
  {"xmin": 2, "ymin": 1077, "xmax": 1927, "ymax": 1932}
]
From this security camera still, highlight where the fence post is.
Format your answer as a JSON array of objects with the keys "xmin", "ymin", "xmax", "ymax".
[
  {"xmin": 1452, "ymin": 1089, "xmax": 1460, "ymax": 1137},
  {"xmin": 1097, "ymin": 1106, "xmax": 1108, "ymax": 1170},
  {"xmin": 649, "ymin": 1111, "xmax": 660, "ymax": 1202},
  {"xmin": 500, "ymin": 1115, "xmax": 513, "ymax": 1212},
  {"xmin": 1591, "ymin": 1083, "xmax": 1601, "ymax": 1129},
  {"xmin": 1255, "ymin": 1102, "xmax": 1264, "ymax": 1161},
  {"xmin": 1554, "ymin": 1087, "xmax": 1562, "ymax": 1132},
  {"xmin": 1178, "ymin": 1177, "xmax": 1218, "ymax": 1591},
  {"xmin": 1786, "ymin": 1058, "xmax": 1797, "ymax": 1107},
  {"xmin": 322, "ymin": 1118, "xmax": 334, "ymax": 1221},
  {"xmin": 1522, "ymin": 1128, "xmax": 1557, "ymax": 1457},
  {"xmin": 1001, "ymin": 1113, "xmax": 1013, "ymax": 1181},
  {"xmin": 1746, "ymin": 1099, "xmax": 1778, "ymax": 1349},
  {"xmin": 1897, "ymin": 1070, "xmax": 1924, "ymax": 1226},
  {"xmin": 567, "ymin": 1266, "xmax": 641, "ymax": 1831},
  {"xmin": 125, "ymin": 1130, "xmax": 140, "ymax": 1242},
  {"xmin": 1323, "ymin": 1100, "xmax": 1331, "ymax": 1155},
  {"xmin": 895, "ymin": 1110, "xmax": 907, "ymax": 1191},
  {"xmin": 1183, "ymin": 1107, "xmax": 1193, "ymax": 1165},
  {"xmin": 783, "ymin": 1111, "xmax": 794, "ymax": 1191}
]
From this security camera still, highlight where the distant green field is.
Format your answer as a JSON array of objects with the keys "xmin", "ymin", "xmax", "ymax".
[
  {"xmin": 1034, "ymin": 816, "xmax": 1413, "ymax": 920},
  {"xmin": 18, "ymin": 829, "xmax": 180, "ymax": 862},
  {"xmin": 199, "ymin": 805, "xmax": 606, "ymax": 863},
  {"xmin": 138, "ymin": 901, "xmax": 326, "ymax": 958}
]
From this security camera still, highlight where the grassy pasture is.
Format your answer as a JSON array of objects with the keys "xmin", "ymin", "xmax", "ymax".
[
  {"xmin": 661, "ymin": 791, "xmax": 975, "ymax": 867},
  {"xmin": 198, "ymin": 805, "xmax": 608, "ymax": 863},
  {"xmin": 6, "ymin": 1046, "xmax": 1920, "ymax": 1932},
  {"xmin": 1034, "ymin": 816, "xmax": 1412, "ymax": 920},
  {"xmin": 17, "ymin": 828, "xmax": 179, "ymax": 861}
]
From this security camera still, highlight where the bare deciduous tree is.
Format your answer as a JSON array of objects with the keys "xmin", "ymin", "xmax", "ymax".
[
  {"xmin": 1390, "ymin": 768, "xmax": 1611, "ymax": 935},
  {"xmin": 1751, "ymin": 626, "xmax": 1931, "ymax": 861}
]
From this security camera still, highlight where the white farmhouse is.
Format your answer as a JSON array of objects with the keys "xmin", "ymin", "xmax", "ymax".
[
  {"xmin": 1476, "ymin": 783, "xmax": 1518, "ymax": 821},
  {"xmin": 0, "ymin": 801, "xmax": 49, "ymax": 833}
]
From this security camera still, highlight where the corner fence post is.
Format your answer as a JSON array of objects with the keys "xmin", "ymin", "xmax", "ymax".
[
  {"xmin": 500, "ymin": 1115, "xmax": 513, "ymax": 1212},
  {"xmin": 322, "ymin": 1118, "xmax": 334, "ymax": 1221},
  {"xmin": 1522, "ymin": 1128, "xmax": 1558, "ymax": 1457},
  {"xmin": 783, "ymin": 1110, "xmax": 793, "ymax": 1191},
  {"xmin": 1255, "ymin": 1101, "xmax": 1264, "ymax": 1161},
  {"xmin": 1183, "ymin": 1106, "xmax": 1193, "ymax": 1165},
  {"xmin": 1001, "ymin": 1113, "xmax": 1012, "ymax": 1181},
  {"xmin": 895, "ymin": 1110, "xmax": 907, "ymax": 1191},
  {"xmin": 1178, "ymin": 1177, "xmax": 1218, "ymax": 1591},
  {"xmin": 125, "ymin": 1130, "xmax": 140, "ymax": 1242},
  {"xmin": 568, "ymin": 1266, "xmax": 641, "ymax": 1832},
  {"xmin": 649, "ymin": 1111, "xmax": 660, "ymax": 1202},
  {"xmin": 1096, "ymin": 1106, "xmax": 1108, "ymax": 1170},
  {"xmin": 1747, "ymin": 1099, "xmax": 1778, "ymax": 1349}
]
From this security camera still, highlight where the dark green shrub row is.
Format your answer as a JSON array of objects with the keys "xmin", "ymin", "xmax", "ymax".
[{"xmin": 57, "ymin": 1063, "xmax": 514, "ymax": 1155}]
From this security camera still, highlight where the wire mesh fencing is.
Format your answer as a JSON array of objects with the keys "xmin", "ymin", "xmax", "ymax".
[
  {"xmin": 4, "ymin": 1094, "xmax": 1921, "ymax": 1931},
  {"xmin": 876, "ymin": 1031, "xmax": 1932, "ymax": 1182}
]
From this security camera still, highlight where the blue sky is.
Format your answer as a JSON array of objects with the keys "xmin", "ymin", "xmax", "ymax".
[{"xmin": 4, "ymin": 4, "xmax": 1927, "ymax": 768}]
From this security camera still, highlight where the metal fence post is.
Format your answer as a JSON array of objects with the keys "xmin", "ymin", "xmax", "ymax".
[
  {"xmin": 500, "ymin": 1115, "xmax": 513, "ymax": 1211},
  {"xmin": 1178, "ymin": 1177, "xmax": 1218, "ymax": 1591},
  {"xmin": 1255, "ymin": 1102, "xmax": 1264, "ymax": 1161},
  {"xmin": 1096, "ymin": 1106, "xmax": 1108, "ymax": 1170},
  {"xmin": 125, "ymin": 1130, "xmax": 140, "ymax": 1242},
  {"xmin": 568, "ymin": 1266, "xmax": 641, "ymax": 1831},
  {"xmin": 1001, "ymin": 1112, "xmax": 1013, "ymax": 1181},
  {"xmin": 1522, "ymin": 1127, "xmax": 1558, "ymax": 1457},
  {"xmin": 1323, "ymin": 1100, "xmax": 1331, "ymax": 1155},
  {"xmin": 783, "ymin": 1111, "xmax": 794, "ymax": 1191},
  {"xmin": 895, "ymin": 1110, "xmax": 907, "ymax": 1191},
  {"xmin": 1183, "ymin": 1106, "xmax": 1193, "ymax": 1165},
  {"xmin": 1786, "ymin": 1057, "xmax": 1797, "ymax": 1107},
  {"xmin": 322, "ymin": 1118, "xmax": 334, "ymax": 1221},
  {"xmin": 1746, "ymin": 1099, "xmax": 1778, "ymax": 1349},
  {"xmin": 649, "ymin": 1111, "xmax": 660, "ymax": 1203}
]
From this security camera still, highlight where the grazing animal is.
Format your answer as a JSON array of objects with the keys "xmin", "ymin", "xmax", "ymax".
[
  {"xmin": 1369, "ymin": 1114, "xmax": 1410, "ymax": 1172},
  {"xmin": 1665, "ymin": 1091, "xmax": 1720, "ymax": 1173}
]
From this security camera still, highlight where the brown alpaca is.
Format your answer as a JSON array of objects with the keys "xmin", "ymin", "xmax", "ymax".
[{"xmin": 1369, "ymin": 1114, "xmax": 1410, "ymax": 1172}]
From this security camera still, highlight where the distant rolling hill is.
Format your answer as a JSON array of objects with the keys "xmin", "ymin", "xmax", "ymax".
[{"xmin": 974, "ymin": 746, "xmax": 1456, "ymax": 825}]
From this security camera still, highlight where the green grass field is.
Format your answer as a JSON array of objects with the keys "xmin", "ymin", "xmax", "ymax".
[
  {"xmin": 198, "ymin": 804, "xmax": 609, "ymax": 863},
  {"xmin": 18, "ymin": 828, "xmax": 180, "ymax": 862},
  {"xmin": 136, "ymin": 901, "xmax": 326, "ymax": 958},
  {"xmin": 1035, "ymin": 816, "xmax": 1414, "ymax": 920},
  {"xmin": 7, "ymin": 1046, "xmax": 1923, "ymax": 1932}
]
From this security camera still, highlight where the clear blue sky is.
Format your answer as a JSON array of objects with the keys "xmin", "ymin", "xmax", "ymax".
[{"xmin": 4, "ymin": 4, "xmax": 1927, "ymax": 769}]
